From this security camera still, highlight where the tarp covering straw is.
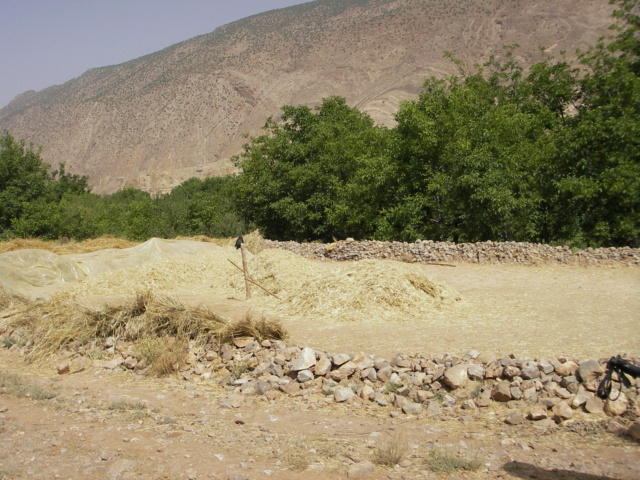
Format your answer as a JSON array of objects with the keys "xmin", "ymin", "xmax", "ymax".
[{"xmin": 1, "ymin": 237, "xmax": 461, "ymax": 323}]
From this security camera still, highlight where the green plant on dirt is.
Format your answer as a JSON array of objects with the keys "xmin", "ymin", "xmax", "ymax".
[
  {"xmin": 425, "ymin": 449, "xmax": 482, "ymax": 473},
  {"xmin": 0, "ymin": 371, "xmax": 58, "ymax": 400},
  {"xmin": 373, "ymin": 434, "xmax": 408, "ymax": 466},
  {"xmin": 107, "ymin": 399, "xmax": 147, "ymax": 411},
  {"xmin": 384, "ymin": 381, "xmax": 401, "ymax": 394}
]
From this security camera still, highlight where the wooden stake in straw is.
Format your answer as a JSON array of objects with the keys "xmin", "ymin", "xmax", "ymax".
[{"xmin": 235, "ymin": 234, "xmax": 251, "ymax": 300}]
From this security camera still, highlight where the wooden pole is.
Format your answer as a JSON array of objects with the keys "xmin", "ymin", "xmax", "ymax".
[{"xmin": 240, "ymin": 243, "xmax": 252, "ymax": 300}]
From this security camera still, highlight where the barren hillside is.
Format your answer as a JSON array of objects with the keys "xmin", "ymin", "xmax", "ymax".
[{"xmin": 0, "ymin": 0, "xmax": 615, "ymax": 194}]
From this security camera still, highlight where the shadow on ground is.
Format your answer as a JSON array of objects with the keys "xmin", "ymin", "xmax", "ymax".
[{"xmin": 503, "ymin": 461, "xmax": 623, "ymax": 480}]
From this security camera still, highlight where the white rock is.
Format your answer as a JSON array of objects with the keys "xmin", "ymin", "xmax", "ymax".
[
  {"xmin": 290, "ymin": 347, "xmax": 316, "ymax": 371},
  {"xmin": 334, "ymin": 387, "xmax": 355, "ymax": 403},
  {"xmin": 443, "ymin": 364, "xmax": 469, "ymax": 389}
]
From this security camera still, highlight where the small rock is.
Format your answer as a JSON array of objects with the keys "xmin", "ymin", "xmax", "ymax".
[
  {"xmin": 604, "ymin": 392, "xmax": 628, "ymax": 416},
  {"xmin": 503, "ymin": 365, "xmax": 521, "ymax": 378},
  {"xmin": 552, "ymin": 402, "xmax": 573, "ymax": 423},
  {"xmin": 443, "ymin": 364, "xmax": 469, "ymax": 390},
  {"xmin": 314, "ymin": 356, "xmax": 332, "ymax": 376},
  {"xmin": 279, "ymin": 381, "xmax": 301, "ymax": 395},
  {"xmin": 233, "ymin": 336, "xmax": 254, "ymax": 348},
  {"xmin": 402, "ymin": 403, "xmax": 422, "ymax": 415},
  {"xmin": 492, "ymin": 382, "xmax": 512, "ymax": 402},
  {"xmin": 348, "ymin": 461, "xmax": 375, "ymax": 478},
  {"xmin": 505, "ymin": 411, "xmax": 525, "ymax": 425},
  {"xmin": 626, "ymin": 420, "xmax": 640, "ymax": 440},
  {"xmin": 56, "ymin": 361, "xmax": 70, "ymax": 375},
  {"xmin": 425, "ymin": 400, "xmax": 441, "ymax": 415},
  {"xmin": 584, "ymin": 396, "xmax": 604, "ymax": 414},
  {"xmin": 290, "ymin": 347, "xmax": 316, "ymax": 371},
  {"xmin": 374, "ymin": 392, "xmax": 388, "ymax": 406},
  {"xmin": 570, "ymin": 390, "xmax": 591, "ymax": 408},
  {"xmin": 577, "ymin": 359, "xmax": 604, "ymax": 384},
  {"xmin": 104, "ymin": 356, "xmax": 124, "ymax": 370},
  {"xmin": 520, "ymin": 365, "xmax": 541, "ymax": 380},
  {"xmin": 255, "ymin": 380, "xmax": 273, "ymax": 395},
  {"xmin": 461, "ymin": 399, "xmax": 476, "ymax": 410},
  {"xmin": 377, "ymin": 366, "xmax": 393, "ymax": 383},
  {"xmin": 332, "ymin": 353, "xmax": 352, "ymax": 366},
  {"xmin": 334, "ymin": 386, "xmax": 355, "ymax": 403},
  {"xmin": 467, "ymin": 364, "xmax": 485, "ymax": 380},
  {"xmin": 297, "ymin": 369, "xmax": 314, "ymax": 383},
  {"xmin": 555, "ymin": 361, "xmax": 579, "ymax": 376},
  {"xmin": 360, "ymin": 385, "xmax": 375, "ymax": 401},
  {"xmin": 528, "ymin": 405, "xmax": 548, "ymax": 420},
  {"xmin": 329, "ymin": 361, "xmax": 358, "ymax": 381},
  {"xmin": 607, "ymin": 419, "xmax": 627, "ymax": 435}
]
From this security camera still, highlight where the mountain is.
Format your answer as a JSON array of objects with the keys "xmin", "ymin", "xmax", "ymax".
[{"xmin": 0, "ymin": 0, "xmax": 615, "ymax": 194}]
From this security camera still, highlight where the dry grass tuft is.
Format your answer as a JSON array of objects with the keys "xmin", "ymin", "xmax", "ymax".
[
  {"xmin": 136, "ymin": 335, "xmax": 188, "ymax": 377},
  {"xmin": 0, "ymin": 371, "xmax": 58, "ymax": 400},
  {"xmin": 107, "ymin": 399, "xmax": 147, "ymax": 411},
  {"xmin": 0, "ymin": 287, "xmax": 287, "ymax": 369},
  {"xmin": 373, "ymin": 434, "xmax": 408, "ymax": 466},
  {"xmin": 425, "ymin": 449, "xmax": 483, "ymax": 473}
]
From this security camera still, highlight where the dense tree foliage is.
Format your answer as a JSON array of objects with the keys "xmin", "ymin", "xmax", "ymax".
[
  {"xmin": 232, "ymin": 96, "xmax": 394, "ymax": 241},
  {"xmin": 0, "ymin": 0, "xmax": 637, "ymax": 247}
]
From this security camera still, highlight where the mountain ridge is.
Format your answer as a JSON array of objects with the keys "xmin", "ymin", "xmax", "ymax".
[{"xmin": 0, "ymin": 0, "xmax": 616, "ymax": 194}]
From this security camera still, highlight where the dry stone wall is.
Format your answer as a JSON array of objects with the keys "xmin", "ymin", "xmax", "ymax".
[
  {"xmin": 260, "ymin": 239, "xmax": 640, "ymax": 266},
  {"xmin": 45, "ymin": 335, "xmax": 639, "ymax": 439}
]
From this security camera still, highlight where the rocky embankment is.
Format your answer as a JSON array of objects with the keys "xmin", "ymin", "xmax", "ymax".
[
  {"xmin": 50, "ymin": 335, "xmax": 640, "ymax": 442},
  {"xmin": 260, "ymin": 239, "xmax": 640, "ymax": 265}
]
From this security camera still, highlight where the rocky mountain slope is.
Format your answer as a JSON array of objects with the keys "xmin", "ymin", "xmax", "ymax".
[{"xmin": 0, "ymin": 0, "xmax": 615, "ymax": 194}]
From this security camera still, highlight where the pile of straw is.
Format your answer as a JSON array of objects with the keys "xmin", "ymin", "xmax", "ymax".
[
  {"xmin": 231, "ymin": 248, "xmax": 322, "ymax": 297},
  {"xmin": 281, "ymin": 259, "xmax": 461, "ymax": 322},
  {"xmin": 57, "ymin": 249, "xmax": 242, "ymax": 299},
  {"xmin": 0, "ymin": 287, "xmax": 286, "ymax": 363}
]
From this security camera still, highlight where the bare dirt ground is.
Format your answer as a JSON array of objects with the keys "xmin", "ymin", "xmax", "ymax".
[{"xmin": 1, "ymin": 263, "xmax": 639, "ymax": 480}]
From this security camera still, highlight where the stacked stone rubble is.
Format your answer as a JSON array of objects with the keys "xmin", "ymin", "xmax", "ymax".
[
  {"xmin": 93, "ymin": 335, "xmax": 639, "ymax": 433},
  {"xmin": 260, "ymin": 239, "xmax": 640, "ymax": 266}
]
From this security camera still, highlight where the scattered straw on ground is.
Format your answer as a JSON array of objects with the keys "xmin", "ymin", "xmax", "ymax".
[{"xmin": 0, "ymin": 236, "xmax": 139, "ymax": 255}]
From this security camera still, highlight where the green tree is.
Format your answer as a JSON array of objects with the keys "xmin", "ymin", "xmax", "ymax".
[
  {"xmin": 233, "ymin": 96, "xmax": 393, "ymax": 241},
  {"xmin": 550, "ymin": 0, "xmax": 640, "ymax": 247},
  {"xmin": 0, "ymin": 131, "xmax": 51, "ymax": 234}
]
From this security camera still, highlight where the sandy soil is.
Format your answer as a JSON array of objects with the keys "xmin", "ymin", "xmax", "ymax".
[
  {"xmin": 1, "ymin": 262, "xmax": 639, "ymax": 480},
  {"xmin": 186, "ymin": 262, "xmax": 640, "ymax": 360}
]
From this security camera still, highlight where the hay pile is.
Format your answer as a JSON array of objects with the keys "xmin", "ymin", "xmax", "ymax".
[
  {"xmin": 231, "ymin": 249, "xmax": 322, "ymax": 297},
  {"xmin": 0, "ymin": 288, "xmax": 286, "ymax": 364},
  {"xmin": 280, "ymin": 259, "xmax": 461, "ymax": 322},
  {"xmin": 4, "ymin": 234, "xmax": 461, "ymax": 325}
]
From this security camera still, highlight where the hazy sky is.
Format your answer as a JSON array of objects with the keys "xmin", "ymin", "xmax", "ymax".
[{"xmin": 0, "ymin": 0, "xmax": 312, "ymax": 108}]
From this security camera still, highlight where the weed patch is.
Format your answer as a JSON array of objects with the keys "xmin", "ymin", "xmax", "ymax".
[
  {"xmin": 373, "ymin": 434, "xmax": 408, "ymax": 466},
  {"xmin": 425, "ymin": 449, "xmax": 482, "ymax": 473},
  {"xmin": 0, "ymin": 371, "xmax": 58, "ymax": 400}
]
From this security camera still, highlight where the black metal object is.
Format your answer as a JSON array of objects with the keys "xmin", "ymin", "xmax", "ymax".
[{"xmin": 597, "ymin": 355, "xmax": 640, "ymax": 400}]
